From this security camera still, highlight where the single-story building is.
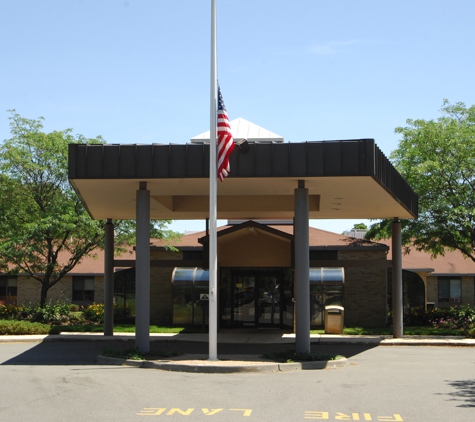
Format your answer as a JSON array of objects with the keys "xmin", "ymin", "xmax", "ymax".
[
  {"xmin": 3, "ymin": 222, "xmax": 474, "ymax": 327},
  {"xmin": 1, "ymin": 119, "xmax": 421, "ymax": 352}
]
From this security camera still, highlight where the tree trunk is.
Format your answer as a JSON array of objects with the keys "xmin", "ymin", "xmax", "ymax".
[{"xmin": 40, "ymin": 282, "xmax": 49, "ymax": 307}]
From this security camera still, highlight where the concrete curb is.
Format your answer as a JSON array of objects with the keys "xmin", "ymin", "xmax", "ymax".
[
  {"xmin": 96, "ymin": 355, "xmax": 349, "ymax": 373},
  {"xmin": 1, "ymin": 333, "xmax": 474, "ymax": 347}
]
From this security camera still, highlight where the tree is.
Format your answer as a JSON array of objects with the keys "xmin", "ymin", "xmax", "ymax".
[
  {"xmin": 0, "ymin": 112, "xmax": 179, "ymax": 306},
  {"xmin": 352, "ymin": 223, "xmax": 368, "ymax": 230},
  {"xmin": 366, "ymin": 100, "xmax": 475, "ymax": 262}
]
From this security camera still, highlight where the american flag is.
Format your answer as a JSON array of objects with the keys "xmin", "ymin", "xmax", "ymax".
[{"xmin": 217, "ymin": 85, "xmax": 234, "ymax": 181}]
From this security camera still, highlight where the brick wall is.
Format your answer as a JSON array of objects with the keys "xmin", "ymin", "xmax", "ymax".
[
  {"xmin": 94, "ymin": 276, "xmax": 105, "ymax": 303},
  {"xmin": 427, "ymin": 275, "xmax": 474, "ymax": 307},
  {"xmin": 17, "ymin": 275, "xmax": 105, "ymax": 306},
  {"xmin": 150, "ymin": 250, "xmax": 183, "ymax": 325},
  {"xmin": 461, "ymin": 276, "xmax": 474, "ymax": 306},
  {"xmin": 338, "ymin": 250, "xmax": 388, "ymax": 327},
  {"xmin": 17, "ymin": 276, "xmax": 73, "ymax": 305}
]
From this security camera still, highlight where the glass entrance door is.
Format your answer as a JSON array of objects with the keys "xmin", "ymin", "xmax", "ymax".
[
  {"xmin": 233, "ymin": 272, "xmax": 256, "ymax": 327},
  {"xmin": 220, "ymin": 268, "xmax": 293, "ymax": 329},
  {"xmin": 257, "ymin": 273, "xmax": 280, "ymax": 326}
]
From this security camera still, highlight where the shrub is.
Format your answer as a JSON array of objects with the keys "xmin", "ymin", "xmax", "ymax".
[
  {"xmin": 114, "ymin": 302, "xmax": 131, "ymax": 320},
  {"xmin": 429, "ymin": 305, "xmax": 475, "ymax": 330},
  {"xmin": 82, "ymin": 303, "xmax": 105, "ymax": 323},
  {"xmin": 69, "ymin": 304, "xmax": 80, "ymax": 312},
  {"xmin": 81, "ymin": 303, "xmax": 131, "ymax": 323},
  {"xmin": 404, "ymin": 305, "xmax": 475, "ymax": 330},
  {"xmin": 18, "ymin": 301, "xmax": 82, "ymax": 325},
  {"xmin": 0, "ymin": 304, "xmax": 22, "ymax": 320},
  {"xmin": 0, "ymin": 320, "xmax": 51, "ymax": 335},
  {"xmin": 0, "ymin": 301, "xmax": 83, "ymax": 325},
  {"xmin": 465, "ymin": 327, "xmax": 475, "ymax": 339}
]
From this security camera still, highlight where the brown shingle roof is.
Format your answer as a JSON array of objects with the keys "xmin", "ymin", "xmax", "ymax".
[
  {"xmin": 151, "ymin": 223, "xmax": 387, "ymax": 250},
  {"xmin": 380, "ymin": 239, "xmax": 475, "ymax": 275}
]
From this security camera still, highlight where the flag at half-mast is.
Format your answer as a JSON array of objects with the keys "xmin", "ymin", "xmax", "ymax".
[{"xmin": 217, "ymin": 85, "xmax": 234, "ymax": 181}]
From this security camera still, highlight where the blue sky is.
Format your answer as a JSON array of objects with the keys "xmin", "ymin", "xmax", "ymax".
[{"xmin": 1, "ymin": 1, "xmax": 474, "ymax": 234}]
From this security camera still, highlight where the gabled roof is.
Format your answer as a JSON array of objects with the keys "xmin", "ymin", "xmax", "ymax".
[
  {"xmin": 151, "ymin": 221, "xmax": 388, "ymax": 251},
  {"xmin": 197, "ymin": 220, "xmax": 293, "ymax": 244},
  {"xmin": 190, "ymin": 118, "xmax": 284, "ymax": 143}
]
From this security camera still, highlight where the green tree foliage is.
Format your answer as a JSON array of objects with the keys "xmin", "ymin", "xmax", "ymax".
[
  {"xmin": 366, "ymin": 100, "xmax": 475, "ymax": 262},
  {"xmin": 0, "ymin": 112, "xmax": 180, "ymax": 306},
  {"xmin": 352, "ymin": 223, "xmax": 368, "ymax": 230}
]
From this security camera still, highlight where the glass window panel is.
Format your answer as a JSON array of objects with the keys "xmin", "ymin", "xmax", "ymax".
[
  {"xmin": 72, "ymin": 290, "xmax": 84, "ymax": 301},
  {"xmin": 73, "ymin": 278, "xmax": 84, "ymax": 290},
  {"xmin": 0, "ymin": 278, "xmax": 7, "ymax": 288},
  {"xmin": 220, "ymin": 269, "xmax": 233, "ymax": 327},
  {"xmin": 171, "ymin": 268, "xmax": 194, "ymax": 325},
  {"xmin": 438, "ymin": 279, "xmax": 450, "ymax": 303},
  {"xmin": 84, "ymin": 279, "xmax": 94, "ymax": 291},
  {"xmin": 450, "ymin": 279, "xmax": 462, "ymax": 304},
  {"xmin": 84, "ymin": 290, "xmax": 94, "ymax": 301},
  {"xmin": 7, "ymin": 286, "xmax": 17, "ymax": 296}
]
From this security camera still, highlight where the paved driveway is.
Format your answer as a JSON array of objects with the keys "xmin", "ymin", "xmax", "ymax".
[{"xmin": 0, "ymin": 341, "xmax": 473, "ymax": 421}]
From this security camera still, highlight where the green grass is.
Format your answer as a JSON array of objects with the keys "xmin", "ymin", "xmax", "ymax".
[
  {"xmin": 49, "ymin": 324, "xmax": 203, "ymax": 334},
  {"xmin": 310, "ymin": 326, "xmax": 466, "ymax": 336},
  {"xmin": 262, "ymin": 350, "xmax": 345, "ymax": 363},
  {"xmin": 1, "ymin": 319, "xmax": 469, "ymax": 337}
]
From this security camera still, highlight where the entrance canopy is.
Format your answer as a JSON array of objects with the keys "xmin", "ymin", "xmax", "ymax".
[{"xmin": 68, "ymin": 139, "xmax": 417, "ymax": 221}]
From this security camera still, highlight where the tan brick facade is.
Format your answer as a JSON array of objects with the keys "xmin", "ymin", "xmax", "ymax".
[
  {"xmin": 150, "ymin": 250, "xmax": 183, "ymax": 325},
  {"xmin": 426, "ymin": 275, "xmax": 475, "ymax": 307},
  {"xmin": 338, "ymin": 250, "xmax": 388, "ymax": 327},
  {"xmin": 16, "ymin": 275, "xmax": 104, "ymax": 306},
  {"xmin": 462, "ymin": 276, "xmax": 475, "ymax": 305},
  {"xmin": 17, "ymin": 276, "xmax": 73, "ymax": 305}
]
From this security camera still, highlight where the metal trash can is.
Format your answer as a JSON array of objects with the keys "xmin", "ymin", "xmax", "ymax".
[{"xmin": 324, "ymin": 305, "xmax": 344, "ymax": 334}]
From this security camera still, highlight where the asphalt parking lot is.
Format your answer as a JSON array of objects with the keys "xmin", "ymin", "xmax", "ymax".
[{"xmin": 1, "ymin": 338, "xmax": 474, "ymax": 422}]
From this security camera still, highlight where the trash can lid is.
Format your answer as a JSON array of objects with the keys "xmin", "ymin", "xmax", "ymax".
[{"xmin": 324, "ymin": 305, "xmax": 344, "ymax": 310}]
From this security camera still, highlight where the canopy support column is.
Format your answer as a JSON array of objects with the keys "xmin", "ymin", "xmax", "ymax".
[
  {"xmin": 104, "ymin": 218, "xmax": 114, "ymax": 336},
  {"xmin": 392, "ymin": 218, "xmax": 403, "ymax": 338},
  {"xmin": 295, "ymin": 180, "xmax": 310, "ymax": 354},
  {"xmin": 135, "ymin": 182, "xmax": 150, "ymax": 352}
]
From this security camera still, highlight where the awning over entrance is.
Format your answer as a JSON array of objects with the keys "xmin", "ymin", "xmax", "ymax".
[
  {"xmin": 68, "ymin": 139, "xmax": 418, "ymax": 221},
  {"xmin": 68, "ymin": 138, "xmax": 417, "ymax": 352}
]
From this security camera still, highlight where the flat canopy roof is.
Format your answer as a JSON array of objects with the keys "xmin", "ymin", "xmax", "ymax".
[{"xmin": 68, "ymin": 139, "xmax": 418, "ymax": 221}]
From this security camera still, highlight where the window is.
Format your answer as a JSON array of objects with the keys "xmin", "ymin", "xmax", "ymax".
[
  {"xmin": 0, "ymin": 277, "xmax": 17, "ymax": 305},
  {"xmin": 438, "ymin": 277, "xmax": 462, "ymax": 307},
  {"xmin": 72, "ymin": 277, "xmax": 94, "ymax": 303}
]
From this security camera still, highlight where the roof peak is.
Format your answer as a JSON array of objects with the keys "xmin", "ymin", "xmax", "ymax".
[{"xmin": 190, "ymin": 117, "xmax": 284, "ymax": 143}]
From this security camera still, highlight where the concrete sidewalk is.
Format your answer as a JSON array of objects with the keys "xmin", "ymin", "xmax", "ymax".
[{"xmin": 1, "ymin": 331, "xmax": 474, "ymax": 346}]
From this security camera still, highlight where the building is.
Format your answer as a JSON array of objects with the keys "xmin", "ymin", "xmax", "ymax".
[
  {"xmin": 0, "ymin": 222, "xmax": 388, "ymax": 328},
  {"xmin": 0, "ymin": 119, "xmax": 416, "ymax": 352},
  {"xmin": 383, "ymin": 241, "xmax": 475, "ymax": 309},
  {"xmin": 5, "ymin": 222, "xmax": 473, "ymax": 324}
]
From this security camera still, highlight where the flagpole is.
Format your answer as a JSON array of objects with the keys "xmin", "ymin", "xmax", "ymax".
[{"xmin": 209, "ymin": 0, "xmax": 218, "ymax": 361}]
